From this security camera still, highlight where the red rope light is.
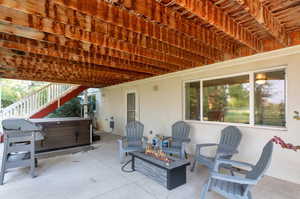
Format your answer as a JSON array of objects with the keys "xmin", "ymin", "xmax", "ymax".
[{"xmin": 271, "ymin": 136, "xmax": 300, "ymax": 151}]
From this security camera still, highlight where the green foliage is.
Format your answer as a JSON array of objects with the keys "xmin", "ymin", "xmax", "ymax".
[
  {"xmin": 228, "ymin": 84, "xmax": 249, "ymax": 108},
  {"xmin": 1, "ymin": 79, "xmax": 46, "ymax": 108},
  {"xmin": 47, "ymin": 97, "xmax": 82, "ymax": 118},
  {"xmin": 203, "ymin": 81, "xmax": 249, "ymax": 123}
]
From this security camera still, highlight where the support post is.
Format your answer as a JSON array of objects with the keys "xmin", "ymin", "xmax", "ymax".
[{"xmin": 83, "ymin": 90, "xmax": 88, "ymax": 118}]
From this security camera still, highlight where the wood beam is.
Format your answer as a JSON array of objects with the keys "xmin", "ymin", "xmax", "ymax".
[
  {"xmin": 290, "ymin": 31, "xmax": 300, "ymax": 46},
  {"xmin": 51, "ymin": 0, "xmax": 227, "ymax": 59},
  {"xmin": 0, "ymin": 1, "xmax": 214, "ymax": 67},
  {"xmin": 0, "ymin": 70, "xmax": 121, "ymax": 87},
  {"xmin": 149, "ymin": 0, "xmax": 262, "ymax": 52},
  {"xmin": 0, "ymin": 32, "xmax": 169, "ymax": 76},
  {"xmin": 0, "ymin": 23, "xmax": 179, "ymax": 73},
  {"xmin": 0, "ymin": 6, "xmax": 198, "ymax": 70},
  {"xmin": 231, "ymin": 0, "xmax": 289, "ymax": 46},
  {"xmin": 0, "ymin": 47, "xmax": 151, "ymax": 81},
  {"xmin": 0, "ymin": 66, "xmax": 123, "ymax": 86},
  {"xmin": 0, "ymin": 49, "xmax": 132, "ymax": 86}
]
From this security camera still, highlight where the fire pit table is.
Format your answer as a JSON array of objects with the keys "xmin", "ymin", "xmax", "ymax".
[{"xmin": 129, "ymin": 151, "xmax": 190, "ymax": 190}]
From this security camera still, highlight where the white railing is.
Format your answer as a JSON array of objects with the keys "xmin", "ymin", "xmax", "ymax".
[{"xmin": 0, "ymin": 83, "xmax": 78, "ymax": 119}]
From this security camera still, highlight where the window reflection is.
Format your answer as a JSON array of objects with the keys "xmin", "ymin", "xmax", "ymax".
[
  {"xmin": 185, "ymin": 81, "xmax": 200, "ymax": 120},
  {"xmin": 203, "ymin": 75, "xmax": 250, "ymax": 123},
  {"xmin": 255, "ymin": 70, "xmax": 286, "ymax": 127}
]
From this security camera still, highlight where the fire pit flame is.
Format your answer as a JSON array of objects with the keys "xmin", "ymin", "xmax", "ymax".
[{"xmin": 145, "ymin": 144, "xmax": 173, "ymax": 163}]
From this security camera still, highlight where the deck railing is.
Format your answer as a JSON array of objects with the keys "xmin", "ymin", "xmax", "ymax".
[{"xmin": 0, "ymin": 83, "xmax": 77, "ymax": 119}]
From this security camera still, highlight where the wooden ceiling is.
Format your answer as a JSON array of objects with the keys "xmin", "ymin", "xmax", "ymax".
[{"xmin": 0, "ymin": 0, "xmax": 299, "ymax": 87}]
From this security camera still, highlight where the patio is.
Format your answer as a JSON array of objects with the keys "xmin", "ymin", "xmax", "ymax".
[{"xmin": 0, "ymin": 133, "xmax": 299, "ymax": 199}]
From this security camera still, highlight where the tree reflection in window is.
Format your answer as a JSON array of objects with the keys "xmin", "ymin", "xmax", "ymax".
[
  {"xmin": 255, "ymin": 70, "xmax": 286, "ymax": 127},
  {"xmin": 203, "ymin": 75, "xmax": 250, "ymax": 123},
  {"xmin": 185, "ymin": 81, "xmax": 200, "ymax": 120}
]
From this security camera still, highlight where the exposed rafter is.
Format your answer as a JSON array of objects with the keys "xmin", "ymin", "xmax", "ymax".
[
  {"xmin": 0, "ymin": 23, "xmax": 180, "ymax": 72},
  {"xmin": 0, "ymin": 7, "xmax": 198, "ymax": 69},
  {"xmin": 53, "ymin": 0, "xmax": 234, "ymax": 58},
  {"xmin": 0, "ymin": 0, "xmax": 298, "ymax": 86},
  {"xmin": 155, "ymin": 0, "xmax": 262, "ymax": 52},
  {"xmin": 0, "ymin": 0, "xmax": 216, "ymax": 65},
  {"xmin": 0, "ymin": 33, "xmax": 170, "ymax": 75},
  {"xmin": 230, "ymin": 0, "xmax": 289, "ymax": 46},
  {"xmin": 0, "ymin": 48, "xmax": 133, "ymax": 86}
]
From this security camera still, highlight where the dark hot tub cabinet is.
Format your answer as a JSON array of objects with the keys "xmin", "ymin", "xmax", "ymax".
[{"xmin": 30, "ymin": 117, "xmax": 91, "ymax": 153}]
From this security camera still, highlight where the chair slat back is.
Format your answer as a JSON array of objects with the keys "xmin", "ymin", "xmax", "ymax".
[
  {"xmin": 171, "ymin": 121, "xmax": 190, "ymax": 148},
  {"xmin": 246, "ymin": 141, "xmax": 274, "ymax": 181},
  {"xmin": 126, "ymin": 121, "xmax": 144, "ymax": 146},
  {"xmin": 172, "ymin": 121, "xmax": 190, "ymax": 139},
  {"xmin": 219, "ymin": 126, "xmax": 242, "ymax": 150}
]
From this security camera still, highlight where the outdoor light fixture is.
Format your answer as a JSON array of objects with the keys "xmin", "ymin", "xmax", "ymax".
[{"xmin": 256, "ymin": 73, "xmax": 267, "ymax": 85}]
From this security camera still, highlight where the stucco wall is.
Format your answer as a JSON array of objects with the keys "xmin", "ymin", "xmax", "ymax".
[{"xmin": 97, "ymin": 45, "xmax": 300, "ymax": 184}]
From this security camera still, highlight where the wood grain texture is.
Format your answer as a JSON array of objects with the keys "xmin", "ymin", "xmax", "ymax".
[{"xmin": 0, "ymin": 0, "xmax": 299, "ymax": 86}]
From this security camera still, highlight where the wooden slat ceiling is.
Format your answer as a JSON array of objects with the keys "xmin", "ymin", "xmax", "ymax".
[{"xmin": 0, "ymin": 0, "xmax": 299, "ymax": 87}]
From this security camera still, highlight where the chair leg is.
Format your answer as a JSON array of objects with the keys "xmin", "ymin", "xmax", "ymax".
[
  {"xmin": 0, "ymin": 156, "xmax": 6, "ymax": 185},
  {"xmin": 190, "ymin": 160, "xmax": 197, "ymax": 172},
  {"xmin": 230, "ymin": 169, "xmax": 235, "ymax": 176},
  {"xmin": 30, "ymin": 136, "xmax": 36, "ymax": 178},
  {"xmin": 200, "ymin": 182, "xmax": 209, "ymax": 199},
  {"xmin": 119, "ymin": 151, "xmax": 125, "ymax": 164},
  {"xmin": 247, "ymin": 191, "xmax": 252, "ymax": 199},
  {"xmin": 0, "ymin": 140, "xmax": 8, "ymax": 185}
]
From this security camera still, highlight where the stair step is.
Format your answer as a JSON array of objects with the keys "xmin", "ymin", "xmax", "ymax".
[{"xmin": 0, "ymin": 83, "xmax": 82, "ymax": 120}]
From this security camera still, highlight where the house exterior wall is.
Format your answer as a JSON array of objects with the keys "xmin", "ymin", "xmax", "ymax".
[{"xmin": 97, "ymin": 45, "xmax": 300, "ymax": 184}]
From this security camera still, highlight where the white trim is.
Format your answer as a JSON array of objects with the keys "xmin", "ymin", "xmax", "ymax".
[
  {"xmin": 200, "ymin": 80, "xmax": 203, "ymax": 121},
  {"xmin": 184, "ymin": 120, "xmax": 288, "ymax": 131},
  {"xmin": 249, "ymin": 72, "xmax": 255, "ymax": 125},
  {"xmin": 182, "ymin": 66, "xmax": 287, "ymax": 129},
  {"xmin": 182, "ymin": 80, "xmax": 201, "ymax": 121},
  {"xmin": 106, "ymin": 45, "xmax": 300, "ymax": 89}
]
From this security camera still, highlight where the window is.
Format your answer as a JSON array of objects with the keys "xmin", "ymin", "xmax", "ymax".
[
  {"xmin": 184, "ymin": 68, "xmax": 286, "ymax": 128},
  {"xmin": 127, "ymin": 92, "xmax": 136, "ymax": 123},
  {"xmin": 185, "ymin": 81, "xmax": 200, "ymax": 120},
  {"xmin": 255, "ymin": 70, "xmax": 286, "ymax": 127},
  {"xmin": 203, "ymin": 75, "xmax": 250, "ymax": 123}
]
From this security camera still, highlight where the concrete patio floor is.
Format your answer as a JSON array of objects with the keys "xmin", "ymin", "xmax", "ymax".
[{"xmin": 0, "ymin": 133, "xmax": 300, "ymax": 199}]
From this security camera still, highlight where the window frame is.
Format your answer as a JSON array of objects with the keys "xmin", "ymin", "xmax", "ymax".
[
  {"xmin": 182, "ymin": 66, "xmax": 287, "ymax": 130},
  {"xmin": 125, "ymin": 89, "xmax": 139, "ymax": 124},
  {"xmin": 184, "ymin": 80, "xmax": 202, "ymax": 121}
]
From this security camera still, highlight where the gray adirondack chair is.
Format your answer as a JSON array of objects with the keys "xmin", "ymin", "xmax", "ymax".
[
  {"xmin": 1, "ymin": 119, "xmax": 44, "ymax": 185},
  {"xmin": 161, "ymin": 121, "xmax": 191, "ymax": 159},
  {"xmin": 191, "ymin": 126, "xmax": 242, "ymax": 172},
  {"xmin": 118, "ymin": 121, "xmax": 148, "ymax": 163},
  {"xmin": 200, "ymin": 141, "xmax": 274, "ymax": 199}
]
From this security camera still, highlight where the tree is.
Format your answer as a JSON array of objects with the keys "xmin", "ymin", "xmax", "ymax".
[
  {"xmin": 47, "ymin": 97, "xmax": 82, "ymax": 118},
  {"xmin": 1, "ymin": 79, "xmax": 46, "ymax": 108}
]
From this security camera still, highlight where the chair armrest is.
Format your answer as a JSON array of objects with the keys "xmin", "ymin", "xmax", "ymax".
[
  {"xmin": 214, "ymin": 159, "xmax": 255, "ymax": 171},
  {"xmin": 182, "ymin": 138, "xmax": 191, "ymax": 143},
  {"xmin": 196, "ymin": 143, "xmax": 218, "ymax": 148},
  {"xmin": 195, "ymin": 143, "xmax": 217, "ymax": 155},
  {"xmin": 216, "ymin": 145, "xmax": 239, "ymax": 157},
  {"xmin": 170, "ymin": 137, "xmax": 191, "ymax": 144},
  {"xmin": 210, "ymin": 172, "xmax": 257, "ymax": 185}
]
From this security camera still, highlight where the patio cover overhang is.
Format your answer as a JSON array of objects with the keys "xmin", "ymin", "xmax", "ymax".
[{"xmin": 0, "ymin": 0, "xmax": 300, "ymax": 87}]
